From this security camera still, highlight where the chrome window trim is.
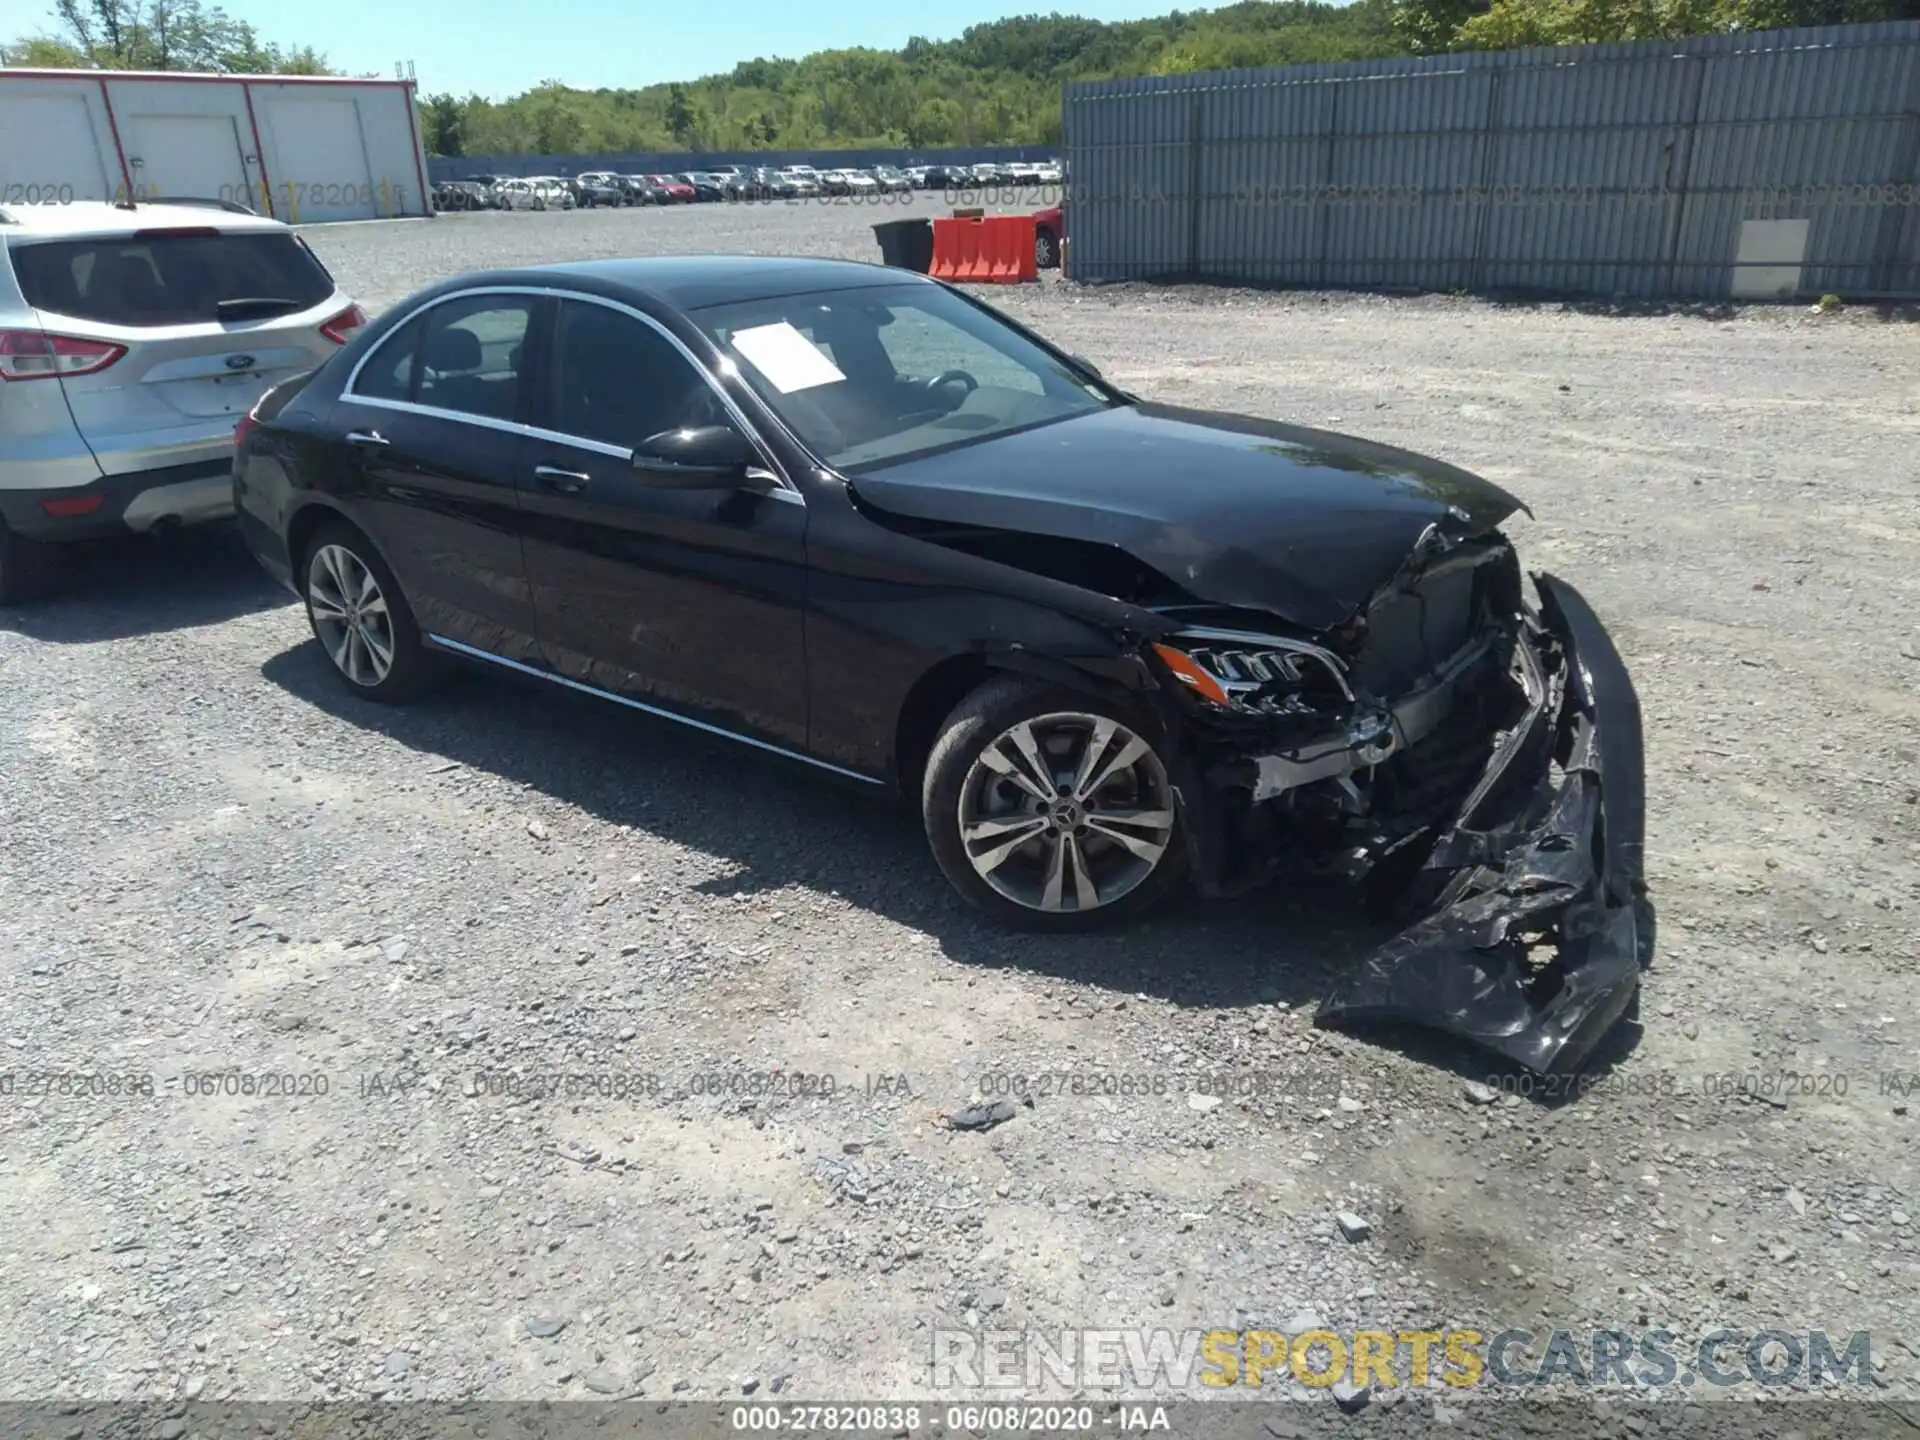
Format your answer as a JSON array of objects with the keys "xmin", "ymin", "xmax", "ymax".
[
  {"xmin": 425, "ymin": 633, "xmax": 880, "ymax": 784},
  {"xmin": 340, "ymin": 284, "xmax": 802, "ymax": 499}
]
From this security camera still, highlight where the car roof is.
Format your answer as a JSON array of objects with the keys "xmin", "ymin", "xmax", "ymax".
[
  {"xmin": 477, "ymin": 255, "xmax": 931, "ymax": 311},
  {"xmin": 0, "ymin": 200, "xmax": 287, "ymax": 240}
]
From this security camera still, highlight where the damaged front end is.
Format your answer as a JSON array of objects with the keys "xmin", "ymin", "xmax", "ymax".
[{"xmin": 1150, "ymin": 533, "xmax": 1648, "ymax": 1076}]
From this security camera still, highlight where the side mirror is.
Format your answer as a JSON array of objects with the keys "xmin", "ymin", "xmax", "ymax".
[{"xmin": 631, "ymin": 424, "xmax": 757, "ymax": 488}]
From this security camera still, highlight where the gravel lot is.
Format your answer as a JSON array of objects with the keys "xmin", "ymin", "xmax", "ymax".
[{"xmin": 3, "ymin": 201, "xmax": 1917, "ymax": 1413}]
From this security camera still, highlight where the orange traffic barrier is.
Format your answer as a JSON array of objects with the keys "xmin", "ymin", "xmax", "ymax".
[
  {"xmin": 986, "ymin": 214, "xmax": 1037, "ymax": 282},
  {"xmin": 930, "ymin": 213, "xmax": 1038, "ymax": 285},
  {"xmin": 985, "ymin": 216, "xmax": 1019, "ymax": 282},
  {"xmin": 930, "ymin": 216, "xmax": 986, "ymax": 282}
]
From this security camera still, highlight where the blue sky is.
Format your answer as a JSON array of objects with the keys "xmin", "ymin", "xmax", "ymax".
[{"xmin": 1, "ymin": 0, "xmax": 1200, "ymax": 99}]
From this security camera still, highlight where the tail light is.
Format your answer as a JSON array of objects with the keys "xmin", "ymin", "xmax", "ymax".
[
  {"xmin": 319, "ymin": 303, "xmax": 369, "ymax": 345},
  {"xmin": 0, "ymin": 329, "xmax": 127, "ymax": 381},
  {"xmin": 41, "ymin": 493, "xmax": 106, "ymax": 518}
]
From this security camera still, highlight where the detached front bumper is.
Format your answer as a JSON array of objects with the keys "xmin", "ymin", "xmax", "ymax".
[{"xmin": 1313, "ymin": 574, "xmax": 1649, "ymax": 1075}]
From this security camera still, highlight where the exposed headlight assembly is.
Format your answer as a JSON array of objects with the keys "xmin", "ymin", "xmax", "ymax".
[{"xmin": 1151, "ymin": 627, "xmax": 1353, "ymax": 714}]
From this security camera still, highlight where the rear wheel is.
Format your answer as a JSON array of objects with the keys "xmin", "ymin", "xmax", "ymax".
[
  {"xmin": 301, "ymin": 521, "xmax": 436, "ymax": 702},
  {"xmin": 922, "ymin": 676, "xmax": 1185, "ymax": 930},
  {"xmin": 0, "ymin": 517, "xmax": 57, "ymax": 605},
  {"xmin": 1035, "ymin": 228, "xmax": 1059, "ymax": 269}
]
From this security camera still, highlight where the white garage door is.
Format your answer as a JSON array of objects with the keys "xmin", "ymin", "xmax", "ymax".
[
  {"xmin": 260, "ymin": 95, "xmax": 378, "ymax": 221},
  {"xmin": 0, "ymin": 93, "xmax": 116, "ymax": 203},
  {"xmin": 126, "ymin": 114, "xmax": 249, "ymax": 206}
]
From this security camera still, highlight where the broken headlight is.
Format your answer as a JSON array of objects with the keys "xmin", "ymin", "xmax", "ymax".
[{"xmin": 1151, "ymin": 628, "xmax": 1354, "ymax": 716}]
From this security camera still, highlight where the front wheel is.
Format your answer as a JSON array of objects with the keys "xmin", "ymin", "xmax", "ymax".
[
  {"xmin": 301, "ymin": 521, "xmax": 437, "ymax": 702},
  {"xmin": 922, "ymin": 676, "xmax": 1185, "ymax": 930},
  {"xmin": 1035, "ymin": 229, "xmax": 1059, "ymax": 269}
]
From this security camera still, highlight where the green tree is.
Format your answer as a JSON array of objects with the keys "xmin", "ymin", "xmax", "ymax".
[
  {"xmin": 525, "ymin": 79, "xmax": 586, "ymax": 153},
  {"xmin": 26, "ymin": 0, "xmax": 338, "ymax": 72},
  {"xmin": 1, "ymin": 35, "xmax": 90, "ymax": 64},
  {"xmin": 665, "ymin": 83, "xmax": 694, "ymax": 143},
  {"xmin": 422, "ymin": 93, "xmax": 466, "ymax": 156},
  {"xmin": 1393, "ymin": 0, "xmax": 1493, "ymax": 51},
  {"xmin": 1408, "ymin": 0, "xmax": 1910, "ymax": 50}
]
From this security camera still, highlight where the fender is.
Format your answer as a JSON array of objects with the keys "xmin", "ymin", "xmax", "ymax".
[
  {"xmin": 283, "ymin": 492, "xmax": 385, "ymax": 575},
  {"xmin": 980, "ymin": 645, "xmax": 1160, "ymax": 709}
]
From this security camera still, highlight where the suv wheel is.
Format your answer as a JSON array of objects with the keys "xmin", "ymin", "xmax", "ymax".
[
  {"xmin": 0, "ymin": 518, "xmax": 56, "ymax": 605},
  {"xmin": 923, "ymin": 676, "xmax": 1185, "ymax": 930},
  {"xmin": 301, "ymin": 521, "xmax": 436, "ymax": 702}
]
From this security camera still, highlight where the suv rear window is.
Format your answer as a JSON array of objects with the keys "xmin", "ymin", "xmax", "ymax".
[{"xmin": 10, "ymin": 230, "xmax": 334, "ymax": 327}]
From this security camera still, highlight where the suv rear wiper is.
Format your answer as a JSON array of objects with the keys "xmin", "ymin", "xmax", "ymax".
[{"xmin": 216, "ymin": 297, "xmax": 305, "ymax": 320}]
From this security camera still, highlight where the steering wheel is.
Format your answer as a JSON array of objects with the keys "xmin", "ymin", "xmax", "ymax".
[{"xmin": 926, "ymin": 368, "xmax": 979, "ymax": 395}]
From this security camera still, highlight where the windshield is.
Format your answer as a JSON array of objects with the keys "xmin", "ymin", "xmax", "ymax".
[{"xmin": 692, "ymin": 282, "xmax": 1118, "ymax": 472}]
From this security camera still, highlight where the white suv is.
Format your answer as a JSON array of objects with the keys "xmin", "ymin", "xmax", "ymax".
[{"xmin": 0, "ymin": 199, "xmax": 365, "ymax": 602}]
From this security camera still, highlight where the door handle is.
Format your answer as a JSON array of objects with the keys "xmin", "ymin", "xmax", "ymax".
[
  {"xmin": 346, "ymin": 430, "xmax": 389, "ymax": 449},
  {"xmin": 534, "ymin": 465, "xmax": 591, "ymax": 493}
]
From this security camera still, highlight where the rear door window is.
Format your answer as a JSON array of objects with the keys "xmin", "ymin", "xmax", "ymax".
[
  {"xmin": 413, "ymin": 294, "xmax": 534, "ymax": 424},
  {"xmin": 547, "ymin": 298, "xmax": 727, "ymax": 448},
  {"xmin": 10, "ymin": 230, "xmax": 334, "ymax": 327},
  {"xmin": 350, "ymin": 312, "xmax": 429, "ymax": 403}
]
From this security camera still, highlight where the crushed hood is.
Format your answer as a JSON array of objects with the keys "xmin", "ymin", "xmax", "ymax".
[{"xmin": 848, "ymin": 403, "xmax": 1526, "ymax": 633}]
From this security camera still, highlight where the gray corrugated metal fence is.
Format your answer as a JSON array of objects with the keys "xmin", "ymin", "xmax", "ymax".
[{"xmin": 1062, "ymin": 22, "xmax": 1920, "ymax": 300}]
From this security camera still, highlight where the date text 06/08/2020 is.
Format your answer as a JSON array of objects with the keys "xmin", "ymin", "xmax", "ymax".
[{"xmin": 0, "ymin": 1071, "xmax": 329, "ymax": 1099}]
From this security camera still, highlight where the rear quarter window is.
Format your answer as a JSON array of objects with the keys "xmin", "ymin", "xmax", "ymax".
[{"xmin": 10, "ymin": 230, "xmax": 334, "ymax": 327}]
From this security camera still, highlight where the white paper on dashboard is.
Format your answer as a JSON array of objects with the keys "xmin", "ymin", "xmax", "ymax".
[{"xmin": 729, "ymin": 322, "xmax": 845, "ymax": 393}]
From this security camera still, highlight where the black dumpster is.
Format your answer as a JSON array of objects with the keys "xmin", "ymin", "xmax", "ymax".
[{"xmin": 873, "ymin": 218, "xmax": 934, "ymax": 274}]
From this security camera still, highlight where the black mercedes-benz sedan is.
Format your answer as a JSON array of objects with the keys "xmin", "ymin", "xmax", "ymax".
[{"xmin": 234, "ymin": 255, "xmax": 1648, "ymax": 1074}]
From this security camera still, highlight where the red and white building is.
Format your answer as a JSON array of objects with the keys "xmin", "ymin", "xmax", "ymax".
[{"xmin": 0, "ymin": 69, "xmax": 432, "ymax": 222}]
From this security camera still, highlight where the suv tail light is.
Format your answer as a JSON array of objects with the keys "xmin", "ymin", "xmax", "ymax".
[
  {"xmin": 0, "ymin": 329, "xmax": 127, "ymax": 381},
  {"xmin": 319, "ymin": 303, "xmax": 369, "ymax": 345}
]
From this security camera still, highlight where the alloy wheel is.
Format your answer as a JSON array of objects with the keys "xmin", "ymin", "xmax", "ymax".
[
  {"xmin": 957, "ymin": 712, "xmax": 1176, "ymax": 914},
  {"xmin": 308, "ymin": 543, "xmax": 395, "ymax": 688}
]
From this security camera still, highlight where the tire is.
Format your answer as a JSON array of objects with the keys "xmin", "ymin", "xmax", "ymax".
[
  {"xmin": 0, "ymin": 516, "xmax": 58, "ymax": 605},
  {"xmin": 1035, "ymin": 228, "xmax": 1059, "ymax": 269},
  {"xmin": 922, "ymin": 675, "xmax": 1186, "ymax": 930},
  {"xmin": 299, "ymin": 520, "xmax": 437, "ymax": 702}
]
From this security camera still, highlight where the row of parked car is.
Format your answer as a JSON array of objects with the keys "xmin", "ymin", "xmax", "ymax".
[{"xmin": 430, "ymin": 160, "xmax": 1066, "ymax": 213}]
